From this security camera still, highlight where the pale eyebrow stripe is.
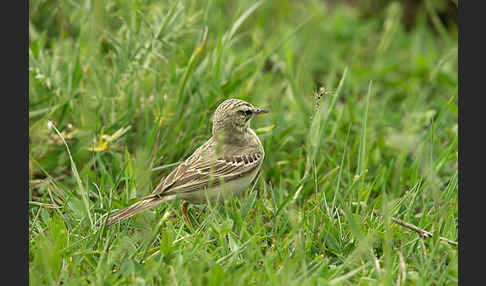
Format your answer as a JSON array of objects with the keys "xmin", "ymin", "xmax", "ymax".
[{"xmin": 236, "ymin": 102, "xmax": 251, "ymax": 109}]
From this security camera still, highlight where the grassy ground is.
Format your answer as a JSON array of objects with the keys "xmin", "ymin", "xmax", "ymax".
[{"xmin": 29, "ymin": 0, "xmax": 458, "ymax": 285}]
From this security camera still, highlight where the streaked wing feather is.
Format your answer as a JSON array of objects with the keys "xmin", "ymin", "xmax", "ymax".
[
  {"xmin": 165, "ymin": 155, "xmax": 261, "ymax": 195},
  {"xmin": 149, "ymin": 141, "xmax": 208, "ymax": 196},
  {"xmin": 149, "ymin": 144, "xmax": 262, "ymax": 198}
]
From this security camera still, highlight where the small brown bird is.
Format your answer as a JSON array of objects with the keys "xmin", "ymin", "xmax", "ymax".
[{"xmin": 106, "ymin": 99, "xmax": 268, "ymax": 227}]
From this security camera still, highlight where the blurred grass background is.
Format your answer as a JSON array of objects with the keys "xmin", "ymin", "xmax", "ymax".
[{"xmin": 29, "ymin": 0, "xmax": 457, "ymax": 285}]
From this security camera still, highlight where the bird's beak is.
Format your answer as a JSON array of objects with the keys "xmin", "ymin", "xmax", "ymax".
[{"xmin": 254, "ymin": 108, "xmax": 269, "ymax": 115}]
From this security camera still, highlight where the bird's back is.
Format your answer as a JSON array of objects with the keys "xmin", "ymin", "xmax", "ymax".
[{"xmin": 148, "ymin": 130, "xmax": 264, "ymax": 200}]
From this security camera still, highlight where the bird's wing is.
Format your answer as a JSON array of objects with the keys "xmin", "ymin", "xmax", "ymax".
[{"xmin": 148, "ymin": 141, "xmax": 263, "ymax": 198}]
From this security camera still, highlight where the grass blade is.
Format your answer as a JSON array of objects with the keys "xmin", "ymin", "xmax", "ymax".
[
  {"xmin": 177, "ymin": 27, "xmax": 208, "ymax": 100},
  {"xmin": 48, "ymin": 121, "xmax": 93, "ymax": 227}
]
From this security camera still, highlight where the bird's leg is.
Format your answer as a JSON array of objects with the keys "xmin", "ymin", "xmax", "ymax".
[{"xmin": 181, "ymin": 201, "xmax": 193, "ymax": 228}]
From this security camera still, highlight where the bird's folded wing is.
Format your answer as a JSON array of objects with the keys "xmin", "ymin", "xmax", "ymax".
[{"xmin": 148, "ymin": 148, "xmax": 263, "ymax": 197}]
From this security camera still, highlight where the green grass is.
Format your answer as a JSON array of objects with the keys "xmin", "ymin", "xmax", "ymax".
[{"xmin": 29, "ymin": 0, "xmax": 458, "ymax": 285}]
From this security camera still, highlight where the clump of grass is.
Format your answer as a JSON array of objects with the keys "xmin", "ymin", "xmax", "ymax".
[{"xmin": 29, "ymin": 0, "xmax": 457, "ymax": 285}]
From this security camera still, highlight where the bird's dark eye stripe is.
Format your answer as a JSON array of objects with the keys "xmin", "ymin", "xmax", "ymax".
[{"xmin": 238, "ymin": 109, "xmax": 252, "ymax": 115}]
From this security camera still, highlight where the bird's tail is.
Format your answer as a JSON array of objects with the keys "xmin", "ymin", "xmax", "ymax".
[{"xmin": 106, "ymin": 195, "xmax": 173, "ymax": 226}]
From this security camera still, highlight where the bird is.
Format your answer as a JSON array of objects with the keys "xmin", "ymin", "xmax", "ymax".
[{"xmin": 106, "ymin": 98, "xmax": 268, "ymax": 227}]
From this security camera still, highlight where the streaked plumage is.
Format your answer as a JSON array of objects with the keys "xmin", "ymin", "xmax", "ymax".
[{"xmin": 106, "ymin": 99, "xmax": 268, "ymax": 226}]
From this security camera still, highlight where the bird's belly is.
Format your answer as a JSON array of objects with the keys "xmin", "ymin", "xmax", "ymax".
[{"xmin": 179, "ymin": 166, "xmax": 260, "ymax": 204}]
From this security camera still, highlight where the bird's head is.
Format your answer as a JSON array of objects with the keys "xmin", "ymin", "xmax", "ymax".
[{"xmin": 211, "ymin": 98, "xmax": 268, "ymax": 137}]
